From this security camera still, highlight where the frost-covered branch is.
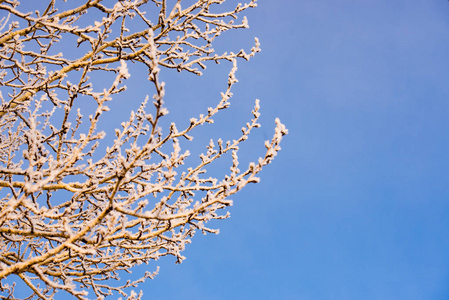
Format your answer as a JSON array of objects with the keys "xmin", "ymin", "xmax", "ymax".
[{"xmin": 0, "ymin": 1, "xmax": 287, "ymax": 299}]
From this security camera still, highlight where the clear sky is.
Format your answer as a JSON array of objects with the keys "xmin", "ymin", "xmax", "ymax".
[
  {"xmin": 135, "ymin": 0, "xmax": 449, "ymax": 299},
  {"xmin": 3, "ymin": 0, "xmax": 449, "ymax": 299}
]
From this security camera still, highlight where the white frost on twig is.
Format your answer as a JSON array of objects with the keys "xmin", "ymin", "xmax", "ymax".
[{"xmin": 0, "ymin": 0, "xmax": 286, "ymax": 299}]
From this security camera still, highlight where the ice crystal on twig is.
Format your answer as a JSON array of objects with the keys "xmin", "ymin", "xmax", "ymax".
[{"xmin": 0, "ymin": 1, "xmax": 286, "ymax": 299}]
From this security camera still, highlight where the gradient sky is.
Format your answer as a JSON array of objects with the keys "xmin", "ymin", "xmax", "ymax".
[
  {"xmin": 4, "ymin": 0, "xmax": 449, "ymax": 299},
  {"xmin": 135, "ymin": 0, "xmax": 449, "ymax": 299}
]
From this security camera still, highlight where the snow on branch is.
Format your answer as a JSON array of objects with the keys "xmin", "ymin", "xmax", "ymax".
[{"xmin": 0, "ymin": 0, "xmax": 286, "ymax": 299}]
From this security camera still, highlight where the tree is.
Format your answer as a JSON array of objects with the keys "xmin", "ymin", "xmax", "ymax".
[{"xmin": 0, "ymin": 0, "xmax": 287, "ymax": 298}]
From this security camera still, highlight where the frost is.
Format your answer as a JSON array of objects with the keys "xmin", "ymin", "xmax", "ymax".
[
  {"xmin": 0, "ymin": 0, "xmax": 285, "ymax": 299},
  {"xmin": 119, "ymin": 60, "xmax": 131, "ymax": 79}
]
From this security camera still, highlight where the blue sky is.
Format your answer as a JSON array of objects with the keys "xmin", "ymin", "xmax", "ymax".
[
  {"xmin": 137, "ymin": 0, "xmax": 449, "ymax": 299},
  {"xmin": 3, "ymin": 0, "xmax": 449, "ymax": 299}
]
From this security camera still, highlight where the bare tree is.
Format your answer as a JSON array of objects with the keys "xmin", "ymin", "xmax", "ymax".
[{"xmin": 0, "ymin": 0, "xmax": 287, "ymax": 299}]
